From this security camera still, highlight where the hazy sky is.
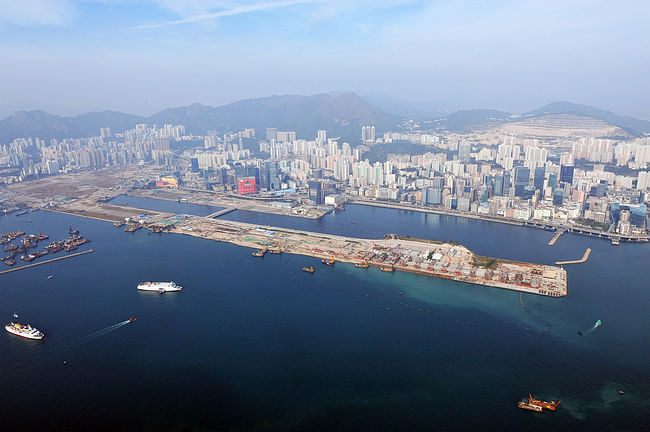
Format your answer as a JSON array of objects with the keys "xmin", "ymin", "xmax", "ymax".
[{"xmin": 1, "ymin": 0, "xmax": 649, "ymax": 119}]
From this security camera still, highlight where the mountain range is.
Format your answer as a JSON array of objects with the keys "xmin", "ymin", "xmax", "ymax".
[{"xmin": 1, "ymin": 93, "xmax": 649, "ymax": 145}]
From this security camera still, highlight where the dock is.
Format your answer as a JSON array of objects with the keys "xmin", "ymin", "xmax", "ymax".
[
  {"xmin": 548, "ymin": 229, "xmax": 564, "ymax": 246},
  {"xmin": 555, "ymin": 248, "xmax": 591, "ymax": 265},
  {"xmin": 0, "ymin": 249, "xmax": 94, "ymax": 275},
  {"xmin": 207, "ymin": 207, "xmax": 237, "ymax": 218}
]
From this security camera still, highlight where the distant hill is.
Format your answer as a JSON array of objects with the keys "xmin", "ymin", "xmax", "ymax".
[
  {"xmin": 431, "ymin": 109, "xmax": 513, "ymax": 132},
  {"xmin": 430, "ymin": 102, "xmax": 650, "ymax": 136},
  {"xmin": 0, "ymin": 92, "xmax": 402, "ymax": 144},
  {"xmin": 0, "ymin": 110, "xmax": 144, "ymax": 144},
  {"xmin": 526, "ymin": 101, "xmax": 650, "ymax": 136}
]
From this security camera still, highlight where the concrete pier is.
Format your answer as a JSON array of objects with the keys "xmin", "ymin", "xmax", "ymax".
[
  {"xmin": 555, "ymin": 248, "xmax": 591, "ymax": 265},
  {"xmin": 548, "ymin": 229, "xmax": 564, "ymax": 246},
  {"xmin": 0, "ymin": 249, "xmax": 94, "ymax": 275}
]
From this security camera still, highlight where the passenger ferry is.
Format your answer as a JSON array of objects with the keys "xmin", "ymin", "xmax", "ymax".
[
  {"xmin": 5, "ymin": 322, "xmax": 44, "ymax": 340},
  {"xmin": 137, "ymin": 281, "xmax": 183, "ymax": 293}
]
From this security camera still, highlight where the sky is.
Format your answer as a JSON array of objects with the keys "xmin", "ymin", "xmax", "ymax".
[{"xmin": 0, "ymin": 0, "xmax": 649, "ymax": 119}]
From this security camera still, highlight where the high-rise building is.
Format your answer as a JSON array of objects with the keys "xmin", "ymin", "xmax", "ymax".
[
  {"xmin": 308, "ymin": 180, "xmax": 323, "ymax": 205},
  {"xmin": 493, "ymin": 175, "xmax": 504, "ymax": 196},
  {"xmin": 560, "ymin": 165, "xmax": 574, "ymax": 185},
  {"xmin": 361, "ymin": 126, "xmax": 375, "ymax": 143},
  {"xmin": 317, "ymin": 130, "xmax": 327, "ymax": 144},
  {"xmin": 458, "ymin": 141, "xmax": 471, "ymax": 162},
  {"xmin": 553, "ymin": 189, "xmax": 564, "ymax": 206},
  {"xmin": 266, "ymin": 128, "xmax": 277, "ymax": 141},
  {"xmin": 533, "ymin": 166, "xmax": 545, "ymax": 191},
  {"xmin": 514, "ymin": 166, "xmax": 530, "ymax": 197}
]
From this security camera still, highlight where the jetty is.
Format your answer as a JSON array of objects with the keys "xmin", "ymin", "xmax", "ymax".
[
  {"xmin": 555, "ymin": 248, "xmax": 591, "ymax": 265},
  {"xmin": 548, "ymin": 229, "xmax": 564, "ymax": 246},
  {"xmin": 0, "ymin": 249, "xmax": 94, "ymax": 275}
]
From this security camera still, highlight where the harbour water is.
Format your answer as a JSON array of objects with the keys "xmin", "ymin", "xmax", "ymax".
[{"xmin": 1, "ymin": 201, "xmax": 649, "ymax": 431}]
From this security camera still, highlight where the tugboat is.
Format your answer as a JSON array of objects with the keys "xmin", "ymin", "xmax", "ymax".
[
  {"xmin": 4, "ymin": 259, "xmax": 16, "ymax": 266},
  {"xmin": 302, "ymin": 266, "xmax": 315, "ymax": 273},
  {"xmin": 321, "ymin": 256, "xmax": 335, "ymax": 266},
  {"xmin": 517, "ymin": 394, "xmax": 560, "ymax": 412},
  {"xmin": 252, "ymin": 249, "xmax": 266, "ymax": 257}
]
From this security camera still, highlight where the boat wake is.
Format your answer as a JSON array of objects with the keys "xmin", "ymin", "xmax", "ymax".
[{"xmin": 68, "ymin": 319, "xmax": 132, "ymax": 347}]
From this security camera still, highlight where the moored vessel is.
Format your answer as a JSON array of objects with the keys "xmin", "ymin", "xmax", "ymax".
[
  {"xmin": 5, "ymin": 322, "xmax": 44, "ymax": 340},
  {"xmin": 321, "ymin": 257, "xmax": 335, "ymax": 266},
  {"xmin": 137, "ymin": 281, "xmax": 182, "ymax": 292},
  {"xmin": 302, "ymin": 266, "xmax": 314, "ymax": 273},
  {"xmin": 355, "ymin": 261, "xmax": 369, "ymax": 268}
]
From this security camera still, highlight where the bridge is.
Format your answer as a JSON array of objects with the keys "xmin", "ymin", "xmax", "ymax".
[{"xmin": 207, "ymin": 207, "xmax": 238, "ymax": 218}]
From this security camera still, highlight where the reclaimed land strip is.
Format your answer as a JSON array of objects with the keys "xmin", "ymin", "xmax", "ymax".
[
  {"xmin": 171, "ymin": 216, "xmax": 567, "ymax": 298},
  {"xmin": 555, "ymin": 248, "xmax": 591, "ymax": 265},
  {"xmin": 0, "ymin": 249, "xmax": 94, "ymax": 275},
  {"xmin": 36, "ymin": 203, "xmax": 568, "ymax": 297}
]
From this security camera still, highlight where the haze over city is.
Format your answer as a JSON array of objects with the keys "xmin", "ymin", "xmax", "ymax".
[{"xmin": 1, "ymin": 0, "xmax": 649, "ymax": 119}]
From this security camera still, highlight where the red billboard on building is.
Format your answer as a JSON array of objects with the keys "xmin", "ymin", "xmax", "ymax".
[{"xmin": 238, "ymin": 177, "xmax": 257, "ymax": 194}]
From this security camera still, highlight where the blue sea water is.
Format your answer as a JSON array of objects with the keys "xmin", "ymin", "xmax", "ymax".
[{"xmin": 0, "ymin": 201, "xmax": 649, "ymax": 431}]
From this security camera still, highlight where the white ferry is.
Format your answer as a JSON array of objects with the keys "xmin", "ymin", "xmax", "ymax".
[
  {"xmin": 137, "ymin": 281, "xmax": 183, "ymax": 293},
  {"xmin": 5, "ymin": 322, "xmax": 45, "ymax": 340}
]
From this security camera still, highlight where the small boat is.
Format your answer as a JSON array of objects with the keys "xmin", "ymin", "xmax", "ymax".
[
  {"xmin": 252, "ymin": 249, "xmax": 266, "ymax": 257},
  {"xmin": 5, "ymin": 259, "xmax": 16, "ymax": 266},
  {"xmin": 321, "ymin": 257, "xmax": 335, "ymax": 266},
  {"xmin": 354, "ymin": 261, "xmax": 369, "ymax": 268},
  {"xmin": 380, "ymin": 266, "xmax": 395, "ymax": 272},
  {"xmin": 611, "ymin": 237, "xmax": 620, "ymax": 245},
  {"xmin": 69, "ymin": 226, "xmax": 79, "ymax": 235},
  {"xmin": 302, "ymin": 266, "xmax": 314, "ymax": 273},
  {"xmin": 128, "ymin": 317, "xmax": 137, "ymax": 322},
  {"xmin": 47, "ymin": 275, "xmax": 54, "ymax": 280},
  {"xmin": 618, "ymin": 390, "xmax": 625, "ymax": 395},
  {"xmin": 15, "ymin": 210, "xmax": 28, "ymax": 216}
]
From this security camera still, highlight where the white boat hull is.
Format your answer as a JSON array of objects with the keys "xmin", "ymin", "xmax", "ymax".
[
  {"xmin": 137, "ymin": 281, "xmax": 182, "ymax": 292},
  {"xmin": 5, "ymin": 323, "xmax": 44, "ymax": 340}
]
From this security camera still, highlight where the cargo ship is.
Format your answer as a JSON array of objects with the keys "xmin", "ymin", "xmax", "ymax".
[
  {"xmin": 137, "ymin": 281, "xmax": 183, "ymax": 293},
  {"xmin": 5, "ymin": 322, "xmax": 44, "ymax": 340}
]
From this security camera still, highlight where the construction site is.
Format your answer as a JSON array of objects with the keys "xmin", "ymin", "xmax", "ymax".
[{"xmin": 107, "ymin": 208, "xmax": 568, "ymax": 298}]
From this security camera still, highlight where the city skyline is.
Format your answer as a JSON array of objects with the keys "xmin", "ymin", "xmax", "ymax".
[{"xmin": 1, "ymin": 1, "xmax": 649, "ymax": 119}]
